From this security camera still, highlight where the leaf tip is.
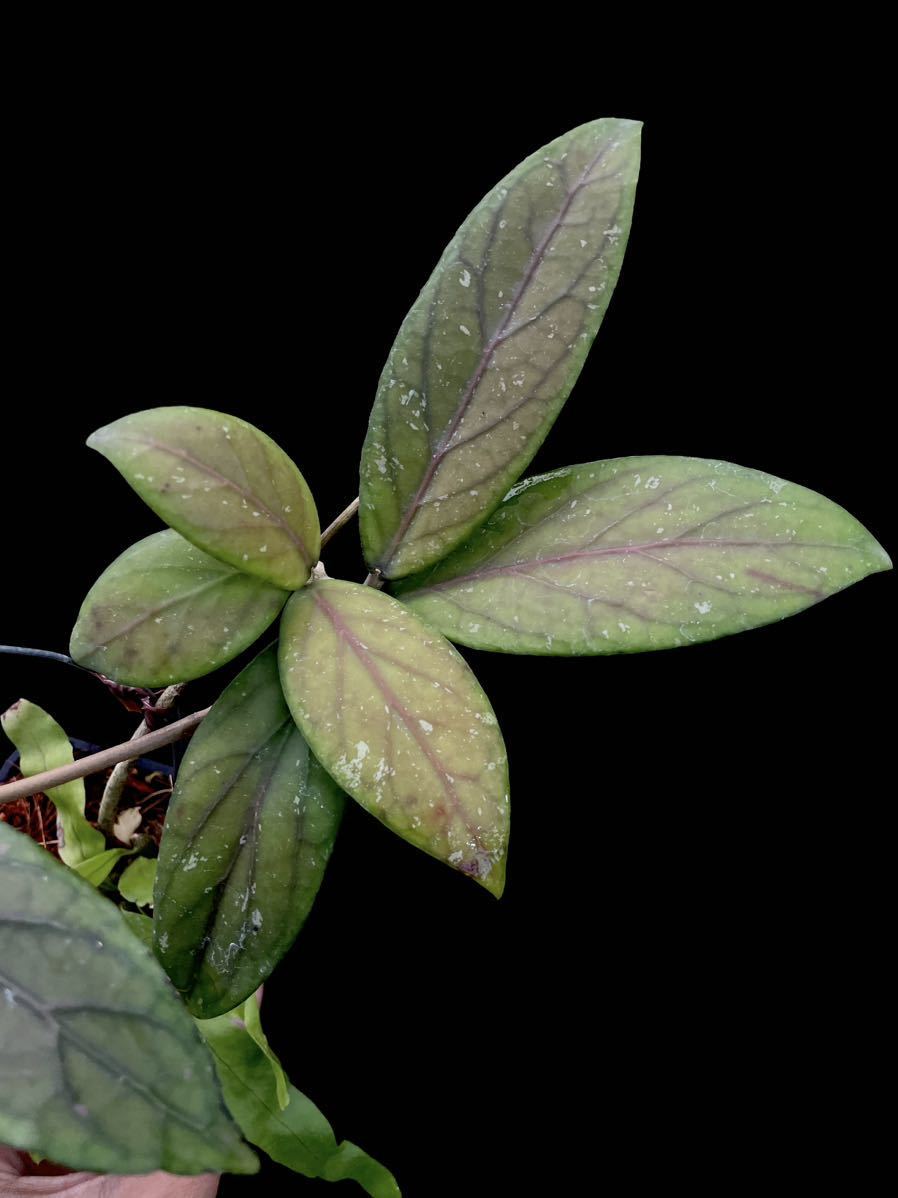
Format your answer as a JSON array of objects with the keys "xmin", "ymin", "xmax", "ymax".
[
  {"xmin": 471, "ymin": 854, "xmax": 506, "ymax": 899},
  {"xmin": 873, "ymin": 539, "xmax": 893, "ymax": 573},
  {"xmin": 85, "ymin": 424, "xmax": 112, "ymax": 455}
]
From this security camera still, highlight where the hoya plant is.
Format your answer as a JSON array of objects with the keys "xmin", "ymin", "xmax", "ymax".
[{"xmin": 0, "ymin": 116, "xmax": 889, "ymax": 1191}]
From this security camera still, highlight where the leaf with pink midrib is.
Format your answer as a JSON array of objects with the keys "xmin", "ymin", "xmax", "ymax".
[
  {"xmin": 360, "ymin": 117, "xmax": 641, "ymax": 579},
  {"xmin": 278, "ymin": 580, "xmax": 509, "ymax": 895},
  {"xmin": 394, "ymin": 456, "xmax": 891, "ymax": 654}
]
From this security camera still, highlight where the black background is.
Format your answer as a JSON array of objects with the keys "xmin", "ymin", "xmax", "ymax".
[{"xmin": 2, "ymin": 36, "xmax": 893, "ymax": 1196}]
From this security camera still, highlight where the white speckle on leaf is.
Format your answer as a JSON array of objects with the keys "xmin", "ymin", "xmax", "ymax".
[
  {"xmin": 459, "ymin": 268, "xmax": 471, "ymax": 287},
  {"xmin": 694, "ymin": 601, "xmax": 713, "ymax": 615},
  {"xmin": 419, "ymin": 719, "xmax": 433, "ymax": 733},
  {"xmin": 459, "ymin": 324, "xmax": 471, "ymax": 336}
]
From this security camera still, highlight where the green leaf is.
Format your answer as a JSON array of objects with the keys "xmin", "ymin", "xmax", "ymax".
[
  {"xmin": 321, "ymin": 1141, "xmax": 402, "ymax": 1196},
  {"xmin": 154, "ymin": 645, "xmax": 344, "ymax": 1018},
  {"xmin": 360, "ymin": 116, "xmax": 641, "ymax": 580},
  {"xmin": 0, "ymin": 700, "xmax": 104, "ymax": 867},
  {"xmin": 197, "ymin": 1004, "xmax": 400, "ymax": 1195},
  {"xmin": 0, "ymin": 821, "xmax": 257, "ymax": 1176},
  {"xmin": 87, "ymin": 406, "xmax": 320, "ymax": 589},
  {"xmin": 70, "ymin": 529, "xmax": 288, "ymax": 686},
  {"xmin": 72, "ymin": 846, "xmax": 134, "ymax": 886},
  {"xmin": 118, "ymin": 855, "xmax": 157, "ymax": 907},
  {"xmin": 395, "ymin": 456, "xmax": 892, "ymax": 653},
  {"xmin": 242, "ymin": 990, "xmax": 288, "ymax": 1110},
  {"xmin": 279, "ymin": 580, "xmax": 509, "ymax": 896},
  {"xmin": 121, "ymin": 908, "xmax": 154, "ymax": 948}
]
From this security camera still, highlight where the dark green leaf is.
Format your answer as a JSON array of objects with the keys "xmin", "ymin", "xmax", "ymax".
[
  {"xmin": 395, "ymin": 456, "xmax": 892, "ymax": 653},
  {"xmin": 154, "ymin": 645, "xmax": 344, "ymax": 1018},
  {"xmin": 0, "ymin": 700, "xmax": 104, "ymax": 866},
  {"xmin": 279, "ymin": 580, "xmax": 509, "ymax": 896},
  {"xmin": 70, "ymin": 530, "xmax": 288, "ymax": 686},
  {"xmin": 360, "ymin": 116, "xmax": 641, "ymax": 579},
  {"xmin": 0, "ymin": 821, "xmax": 257, "ymax": 1176},
  {"xmin": 197, "ymin": 1001, "xmax": 400, "ymax": 1195},
  {"xmin": 88, "ymin": 406, "xmax": 320, "ymax": 589}
]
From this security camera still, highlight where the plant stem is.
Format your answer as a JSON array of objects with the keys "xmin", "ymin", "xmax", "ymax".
[
  {"xmin": 320, "ymin": 496, "xmax": 360, "ymax": 548},
  {"xmin": 0, "ymin": 706, "xmax": 210, "ymax": 804},
  {"xmin": 363, "ymin": 569, "xmax": 385, "ymax": 589},
  {"xmin": 0, "ymin": 645, "xmax": 83, "ymax": 668},
  {"xmin": 98, "ymin": 684, "xmax": 185, "ymax": 836}
]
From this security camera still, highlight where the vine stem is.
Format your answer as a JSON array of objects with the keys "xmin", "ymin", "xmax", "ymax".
[
  {"xmin": 0, "ymin": 645, "xmax": 83, "ymax": 668},
  {"xmin": 320, "ymin": 496, "xmax": 359, "ymax": 548},
  {"xmin": 0, "ymin": 706, "xmax": 210, "ymax": 804},
  {"xmin": 97, "ymin": 683, "xmax": 185, "ymax": 836}
]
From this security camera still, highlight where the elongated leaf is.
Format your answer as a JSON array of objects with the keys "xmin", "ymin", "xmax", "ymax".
[
  {"xmin": 118, "ymin": 855, "xmax": 157, "ymax": 906},
  {"xmin": 197, "ymin": 1004, "xmax": 400, "ymax": 1195},
  {"xmin": 243, "ymin": 990, "xmax": 288, "ymax": 1110},
  {"xmin": 154, "ymin": 645, "xmax": 344, "ymax": 1018},
  {"xmin": 279, "ymin": 580, "xmax": 509, "ymax": 895},
  {"xmin": 360, "ymin": 117, "xmax": 641, "ymax": 579},
  {"xmin": 395, "ymin": 456, "xmax": 892, "ymax": 653},
  {"xmin": 70, "ymin": 529, "xmax": 288, "ymax": 686},
  {"xmin": 321, "ymin": 1142, "xmax": 403, "ymax": 1195},
  {"xmin": 72, "ymin": 846, "xmax": 134, "ymax": 886},
  {"xmin": 0, "ymin": 821, "xmax": 257, "ymax": 1175},
  {"xmin": 1, "ymin": 700, "xmax": 104, "ymax": 866},
  {"xmin": 88, "ymin": 406, "xmax": 320, "ymax": 589}
]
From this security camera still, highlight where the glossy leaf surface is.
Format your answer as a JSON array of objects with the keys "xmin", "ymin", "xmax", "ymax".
[
  {"xmin": 198, "ymin": 1004, "xmax": 399, "ymax": 1195},
  {"xmin": 396, "ymin": 456, "xmax": 892, "ymax": 653},
  {"xmin": 279, "ymin": 580, "xmax": 509, "ymax": 895},
  {"xmin": 1, "ymin": 700, "xmax": 103, "ymax": 866},
  {"xmin": 88, "ymin": 406, "xmax": 320, "ymax": 589},
  {"xmin": 154, "ymin": 646, "xmax": 344, "ymax": 1018},
  {"xmin": 360, "ymin": 117, "xmax": 641, "ymax": 579},
  {"xmin": 0, "ymin": 822, "xmax": 257, "ymax": 1176},
  {"xmin": 70, "ymin": 530, "xmax": 288, "ymax": 686}
]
